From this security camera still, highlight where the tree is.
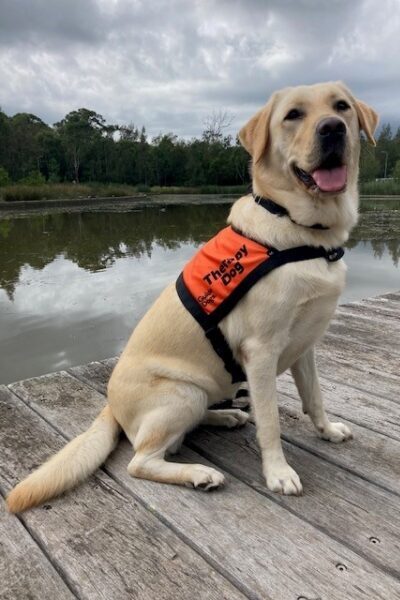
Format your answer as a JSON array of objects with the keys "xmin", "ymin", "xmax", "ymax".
[
  {"xmin": 7, "ymin": 113, "xmax": 49, "ymax": 180},
  {"xmin": 0, "ymin": 110, "xmax": 11, "ymax": 170},
  {"xmin": 202, "ymin": 110, "xmax": 234, "ymax": 144},
  {"xmin": 151, "ymin": 134, "xmax": 187, "ymax": 186},
  {"xmin": 119, "ymin": 123, "xmax": 139, "ymax": 142},
  {"xmin": 359, "ymin": 141, "xmax": 380, "ymax": 182},
  {"xmin": 376, "ymin": 124, "xmax": 394, "ymax": 178},
  {"xmin": 37, "ymin": 128, "xmax": 64, "ymax": 181},
  {"xmin": 393, "ymin": 160, "xmax": 400, "ymax": 180},
  {"xmin": 55, "ymin": 109, "xmax": 106, "ymax": 182},
  {"xmin": 0, "ymin": 166, "xmax": 10, "ymax": 186}
]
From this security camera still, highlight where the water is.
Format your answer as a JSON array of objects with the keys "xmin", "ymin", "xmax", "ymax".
[{"xmin": 0, "ymin": 197, "xmax": 399, "ymax": 385}]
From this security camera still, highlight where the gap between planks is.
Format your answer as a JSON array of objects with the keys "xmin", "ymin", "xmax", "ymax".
[
  {"xmin": 185, "ymin": 426, "xmax": 400, "ymax": 582},
  {"xmin": 68, "ymin": 362, "xmax": 400, "ymax": 492},
  {"xmin": 4, "ymin": 290, "xmax": 399, "ymax": 598},
  {"xmin": 2, "ymin": 386, "xmax": 250, "ymax": 600},
  {"xmin": 0, "ymin": 489, "xmax": 78, "ymax": 600},
  {"xmin": 62, "ymin": 369, "xmax": 400, "ymax": 575},
  {"xmin": 6, "ymin": 377, "xmax": 400, "ymax": 599}
]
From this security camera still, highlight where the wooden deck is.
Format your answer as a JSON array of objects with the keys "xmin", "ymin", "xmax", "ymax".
[{"xmin": 1, "ymin": 291, "xmax": 400, "ymax": 600}]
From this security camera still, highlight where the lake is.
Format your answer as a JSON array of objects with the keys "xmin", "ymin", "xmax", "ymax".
[{"xmin": 0, "ymin": 196, "xmax": 399, "ymax": 385}]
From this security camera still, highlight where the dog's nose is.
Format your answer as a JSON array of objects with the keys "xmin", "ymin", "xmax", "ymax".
[{"xmin": 317, "ymin": 117, "xmax": 346, "ymax": 138}]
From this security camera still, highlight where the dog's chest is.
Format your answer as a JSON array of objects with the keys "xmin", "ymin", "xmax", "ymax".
[
  {"xmin": 277, "ymin": 260, "xmax": 346, "ymax": 369},
  {"xmin": 227, "ymin": 257, "xmax": 346, "ymax": 370}
]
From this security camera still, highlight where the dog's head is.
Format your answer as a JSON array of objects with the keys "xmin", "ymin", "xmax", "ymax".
[{"xmin": 239, "ymin": 82, "xmax": 378, "ymax": 198}]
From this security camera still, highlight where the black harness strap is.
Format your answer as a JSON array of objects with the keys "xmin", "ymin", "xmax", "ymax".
[
  {"xmin": 176, "ymin": 233, "xmax": 344, "ymax": 384},
  {"xmin": 176, "ymin": 273, "xmax": 246, "ymax": 383}
]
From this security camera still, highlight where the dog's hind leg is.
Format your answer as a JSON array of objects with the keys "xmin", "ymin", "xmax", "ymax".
[
  {"xmin": 127, "ymin": 386, "xmax": 225, "ymax": 490},
  {"xmin": 291, "ymin": 347, "xmax": 353, "ymax": 442}
]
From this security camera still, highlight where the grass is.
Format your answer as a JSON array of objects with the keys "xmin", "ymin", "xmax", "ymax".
[
  {"xmin": 150, "ymin": 184, "xmax": 248, "ymax": 195},
  {"xmin": 1, "ymin": 180, "xmax": 399, "ymax": 203},
  {"xmin": 360, "ymin": 179, "xmax": 400, "ymax": 195},
  {"xmin": 0, "ymin": 183, "xmax": 140, "ymax": 202}
]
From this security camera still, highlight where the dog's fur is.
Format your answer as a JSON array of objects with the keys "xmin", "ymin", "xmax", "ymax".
[{"xmin": 7, "ymin": 82, "xmax": 378, "ymax": 512}]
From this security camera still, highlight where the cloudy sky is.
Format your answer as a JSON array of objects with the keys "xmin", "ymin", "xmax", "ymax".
[{"xmin": 0, "ymin": 0, "xmax": 399, "ymax": 137}]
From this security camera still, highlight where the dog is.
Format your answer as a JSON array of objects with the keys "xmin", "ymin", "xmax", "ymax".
[{"xmin": 7, "ymin": 81, "xmax": 378, "ymax": 512}]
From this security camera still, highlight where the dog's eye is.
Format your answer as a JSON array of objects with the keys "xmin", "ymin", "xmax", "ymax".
[
  {"xmin": 335, "ymin": 100, "xmax": 350, "ymax": 111},
  {"xmin": 284, "ymin": 109, "xmax": 303, "ymax": 121}
]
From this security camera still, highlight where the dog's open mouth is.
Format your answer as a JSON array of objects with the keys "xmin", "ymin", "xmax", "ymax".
[{"xmin": 293, "ymin": 161, "xmax": 347, "ymax": 193}]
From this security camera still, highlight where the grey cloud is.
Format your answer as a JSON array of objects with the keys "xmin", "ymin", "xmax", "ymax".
[
  {"xmin": 0, "ymin": 0, "xmax": 398, "ymax": 137},
  {"xmin": 0, "ymin": 0, "xmax": 105, "ymax": 45}
]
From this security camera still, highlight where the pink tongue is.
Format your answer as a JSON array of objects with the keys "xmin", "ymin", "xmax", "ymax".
[{"xmin": 311, "ymin": 165, "xmax": 347, "ymax": 192}]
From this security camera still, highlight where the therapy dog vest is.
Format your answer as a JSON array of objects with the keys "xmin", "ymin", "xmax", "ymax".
[{"xmin": 176, "ymin": 225, "xmax": 344, "ymax": 383}]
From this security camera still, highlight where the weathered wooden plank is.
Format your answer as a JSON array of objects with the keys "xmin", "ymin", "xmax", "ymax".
[
  {"xmin": 277, "ymin": 399, "xmax": 400, "ymax": 496},
  {"xmin": 277, "ymin": 373, "xmax": 400, "ymax": 437},
  {"xmin": 107, "ymin": 442, "xmax": 400, "ymax": 600},
  {"xmin": 328, "ymin": 312, "xmax": 400, "ymax": 353},
  {"xmin": 336, "ymin": 306, "xmax": 400, "ymax": 329},
  {"xmin": 187, "ymin": 425, "xmax": 400, "ymax": 579},
  {"xmin": 337, "ymin": 303, "xmax": 400, "ymax": 322},
  {"xmin": 0, "ymin": 386, "xmax": 245, "ymax": 600},
  {"xmin": 0, "ymin": 496, "xmax": 75, "ymax": 600},
  {"xmin": 366, "ymin": 296, "xmax": 400, "ymax": 309},
  {"xmin": 10, "ymin": 371, "xmax": 400, "ymax": 599},
  {"xmin": 91, "ymin": 353, "xmax": 400, "ymax": 413},
  {"xmin": 316, "ymin": 354, "xmax": 399, "ymax": 402},
  {"xmin": 70, "ymin": 339, "xmax": 400, "ymax": 416},
  {"xmin": 320, "ymin": 330, "xmax": 400, "ymax": 375},
  {"xmin": 67, "ymin": 305, "xmax": 400, "ymax": 406},
  {"xmin": 347, "ymin": 296, "xmax": 400, "ymax": 309},
  {"xmin": 341, "ymin": 297, "xmax": 400, "ymax": 317},
  {"xmin": 380, "ymin": 291, "xmax": 400, "ymax": 302},
  {"xmin": 10, "ymin": 371, "xmax": 110, "ymax": 434},
  {"xmin": 71, "ymin": 355, "xmax": 400, "ymax": 440},
  {"xmin": 69, "ymin": 358, "xmax": 117, "ymax": 395},
  {"xmin": 317, "ymin": 334, "xmax": 400, "ymax": 398},
  {"xmin": 68, "ymin": 342, "xmax": 400, "ymax": 493},
  {"xmin": 69, "ymin": 356, "xmax": 400, "ymax": 493}
]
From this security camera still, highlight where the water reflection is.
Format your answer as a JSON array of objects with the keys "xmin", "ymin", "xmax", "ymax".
[
  {"xmin": 0, "ymin": 206, "xmax": 227, "ymax": 299},
  {"xmin": 0, "ymin": 201, "xmax": 399, "ymax": 384}
]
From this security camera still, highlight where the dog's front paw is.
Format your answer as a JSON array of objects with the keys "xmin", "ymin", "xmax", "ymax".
[
  {"xmin": 319, "ymin": 421, "xmax": 353, "ymax": 443},
  {"xmin": 264, "ymin": 463, "xmax": 303, "ymax": 496}
]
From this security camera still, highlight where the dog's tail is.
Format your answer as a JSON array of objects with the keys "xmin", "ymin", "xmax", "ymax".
[{"xmin": 6, "ymin": 405, "xmax": 120, "ymax": 513}]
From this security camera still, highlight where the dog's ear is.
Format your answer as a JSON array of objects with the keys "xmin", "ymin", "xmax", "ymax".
[
  {"xmin": 335, "ymin": 82, "xmax": 379, "ymax": 146},
  {"xmin": 239, "ymin": 98, "xmax": 274, "ymax": 163},
  {"xmin": 354, "ymin": 99, "xmax": 379, "ymax": 146}
]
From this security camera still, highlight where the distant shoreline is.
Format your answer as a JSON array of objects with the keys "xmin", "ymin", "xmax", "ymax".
[
  {"xmin": 1, "ymin": 193, "xmax": 399, "ymax": 216},
  {"xmin": 0, "ymin": 193, "xmax": 238, "ymax": 214}
]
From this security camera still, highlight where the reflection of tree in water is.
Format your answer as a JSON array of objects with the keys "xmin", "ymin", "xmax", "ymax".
[
  {"xmin": 1, "ymin": 204, "xmax": 399, "ymax": 300},
  {"xmin": 387, "ymin": 238, "xmax": 400, "ymax": 266},
  {"xmin": 348, "ymin": 209, "xmax": 400, "ymax": 266},
  {"xmin": 0, "ymin": 205, "xmax": 228, "ymax": 298}
]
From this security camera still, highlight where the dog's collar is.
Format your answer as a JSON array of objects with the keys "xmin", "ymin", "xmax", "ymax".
[{"xmin": 253, "ymin": 194, "xmax": 330, "ymax": 230}]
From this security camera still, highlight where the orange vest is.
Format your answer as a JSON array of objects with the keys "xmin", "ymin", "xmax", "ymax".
[
  {"xmin": 181, "ymin": 226, "xmax": 272, "ymax": 316},
  {"xmin": 176, "ymin": 226, "xmax": 343, "ymax": 383}
]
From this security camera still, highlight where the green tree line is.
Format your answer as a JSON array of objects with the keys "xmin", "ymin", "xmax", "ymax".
[
  {"xmin": 0, "ymin": 107, "xmax": 399, "ymax": 188},
  {"xmin": 359, "ymin": 124, "xmax": 400, "ymax": 182},
  {"xmin": 0, "ymin": 108, "xmax": 249, "ymax": 187}
]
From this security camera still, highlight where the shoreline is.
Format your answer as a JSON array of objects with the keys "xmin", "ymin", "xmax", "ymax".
[
  {"xmin": 0, "ymin": 193, "xmax": 399, "ymax": 216},
  {"xmin": 0, "ymin": 193, "xmax": 240, "ymax": 214}
]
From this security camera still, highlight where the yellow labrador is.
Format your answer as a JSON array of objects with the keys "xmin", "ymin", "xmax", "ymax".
[{"xmin": 7, "ymin": 82, "xmax": 378, "ymax": 512}]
